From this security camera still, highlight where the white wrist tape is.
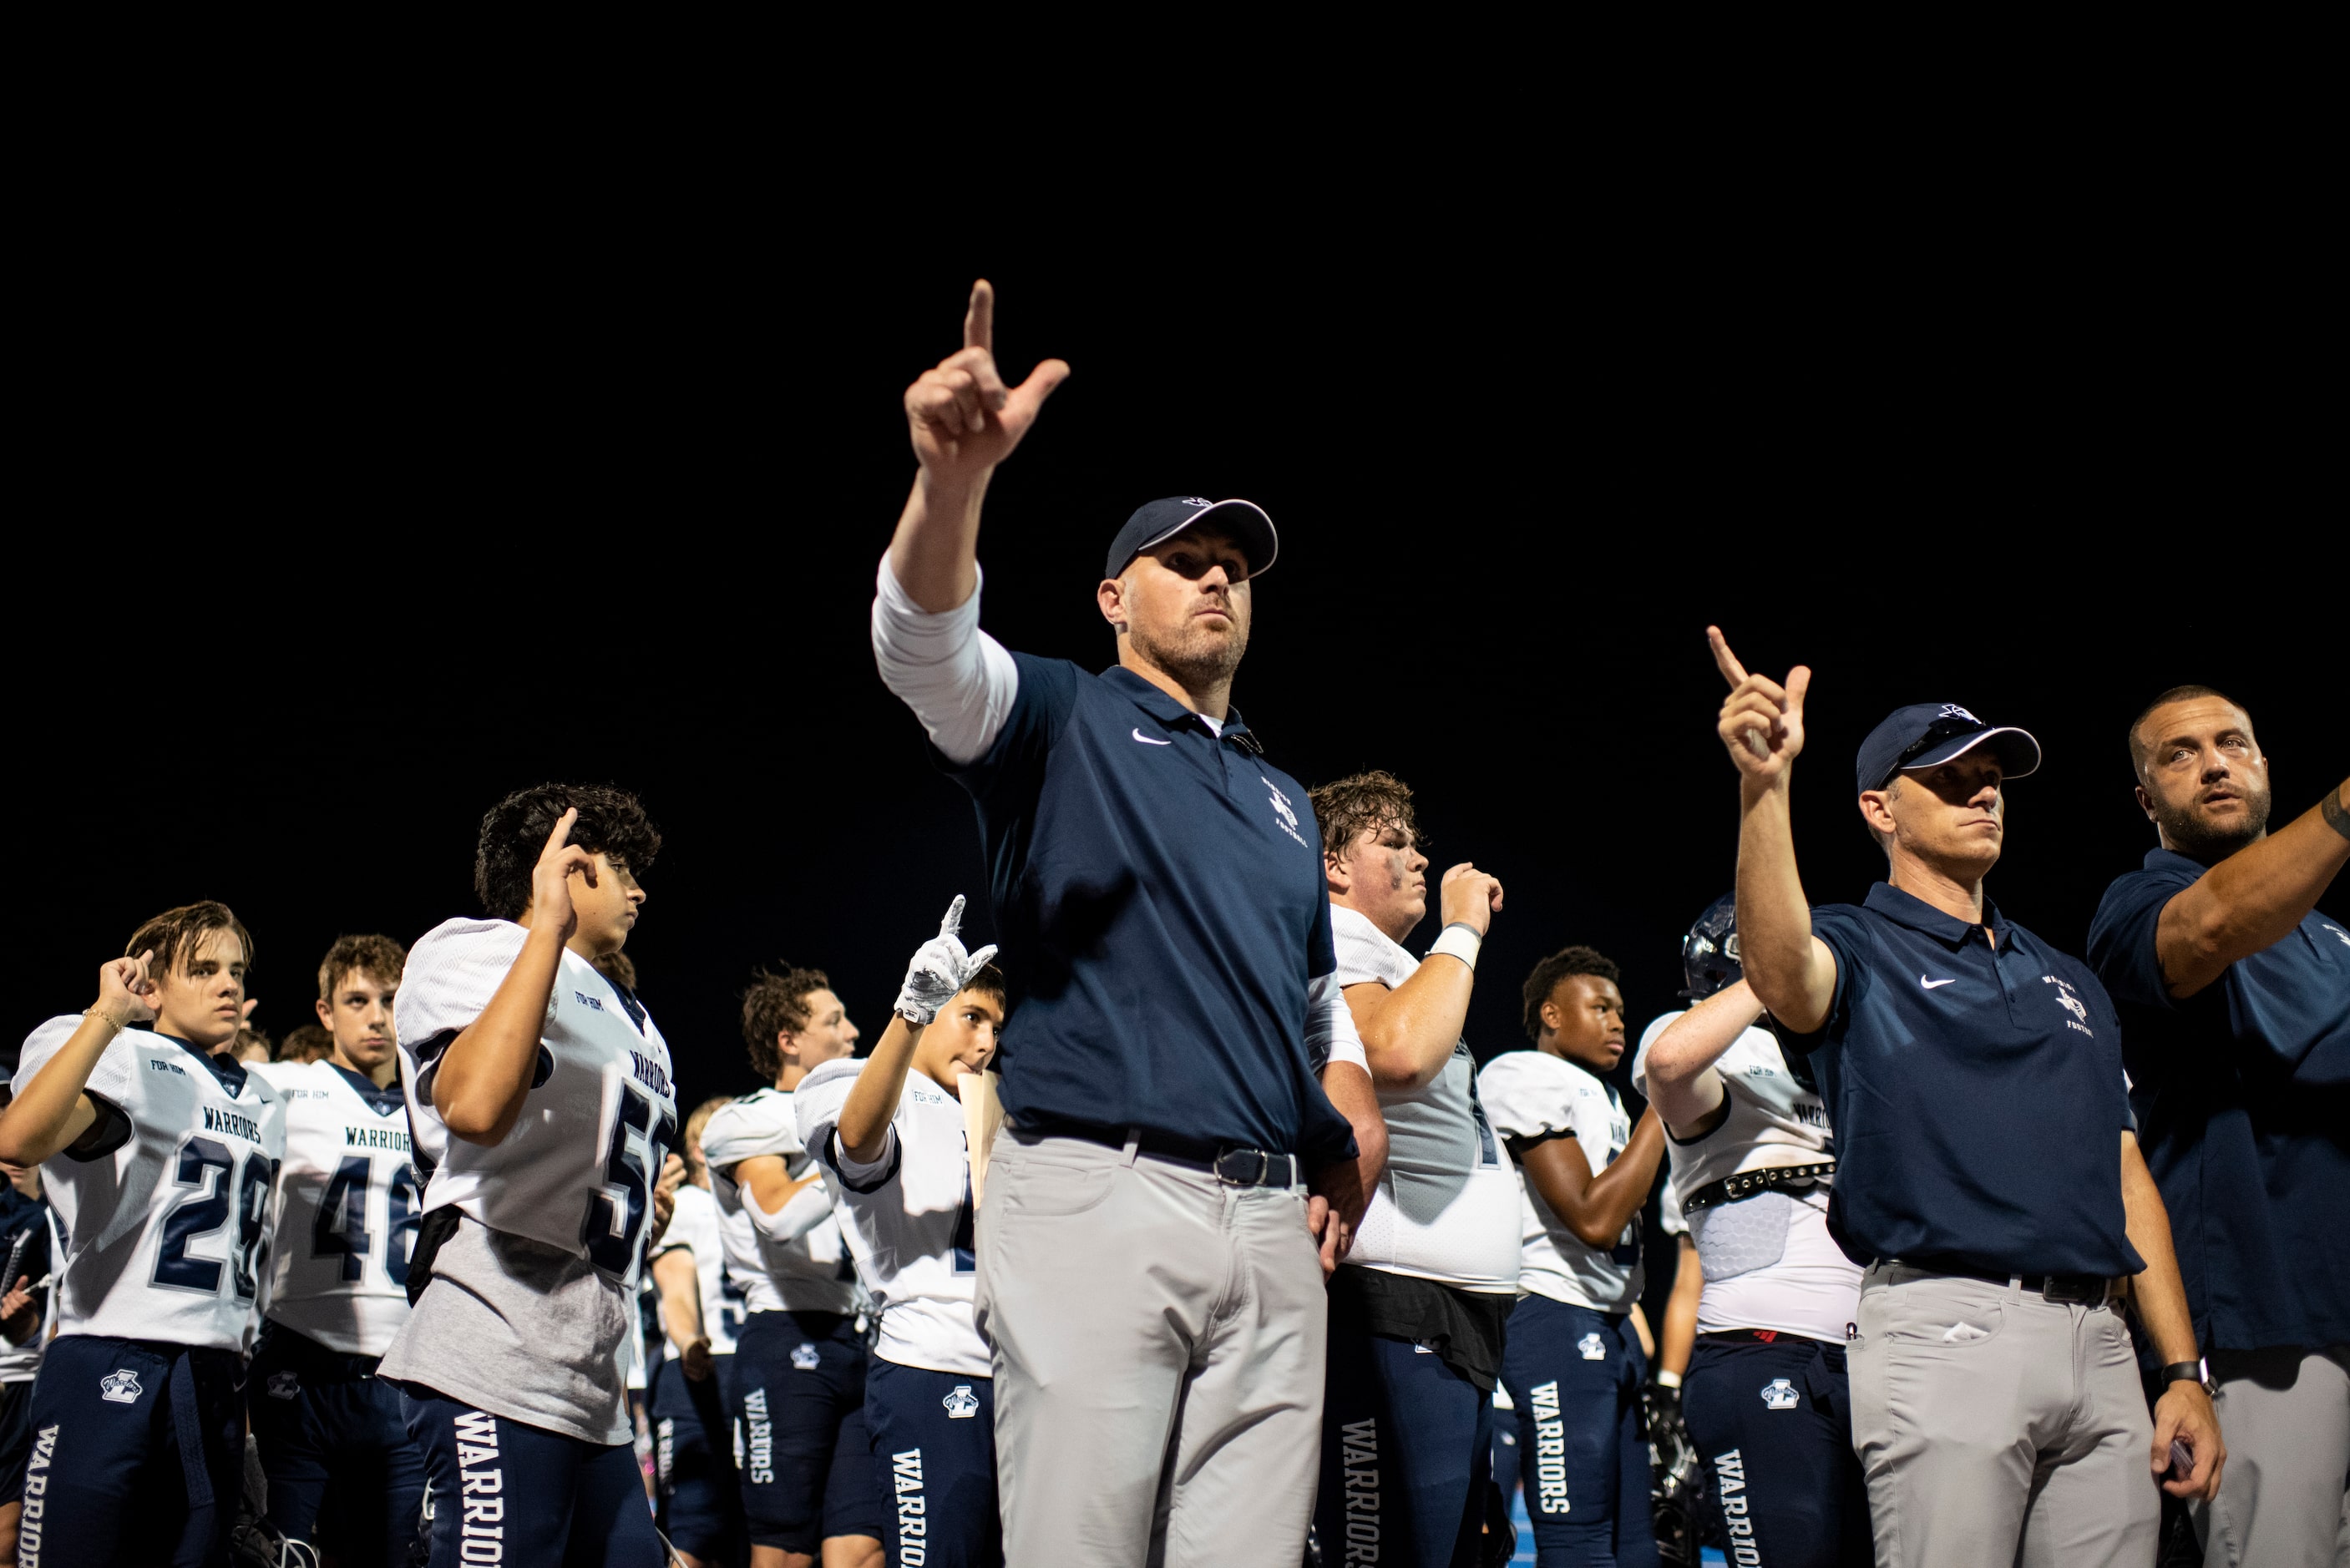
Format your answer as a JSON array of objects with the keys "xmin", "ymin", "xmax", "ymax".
[{"xmin": 1427, "ymin": 922, "xmax": 1483, "ymax": 970}]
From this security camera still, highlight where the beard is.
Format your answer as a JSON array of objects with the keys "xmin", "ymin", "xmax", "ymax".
[
  {"xmin": 1131, "ymin": 611, "xmax": 1248, "ymax": 691},
  {"xmin": 2150, "ymin": 778, "xmax": 2273, "ymax": 862}
]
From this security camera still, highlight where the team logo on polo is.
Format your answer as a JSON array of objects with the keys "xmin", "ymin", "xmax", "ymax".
[
  {"xmin": 2044, "ymin": 976, "xmax": 2093, "ymax": 1034},
  {"xmin": 1760, "ymin": 1378, "xmax": 1800, "ymax": 1410},
  {"xmin": 1260, "ymin": 777, "xmax": 1309, "ymax": 847},
  {"xmin": 791, "ymin": 1343, "xmax": 821, "ymax": 1371},
  {"xmin": 940, "ymin": 1384, "xmax": 980, "ymax": 1419},
  {"xmin": 1577, "ymin": 1333, "xmax": 1607, "ymax": 1361},
  {"xmin": 99, "ymin": 1369, "xmax": 143, "ymax": 1404}
]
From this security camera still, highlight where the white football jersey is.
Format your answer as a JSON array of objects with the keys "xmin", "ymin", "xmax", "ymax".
[
  {"xmin": 252, "ymin": 1060, "xmax": 418, "ymax": 1357},
  {"xmin": 1329, "ymin": 908, "xmax": 1522, "ymax": 1293},
  {"xmin": 1632, "ymin": 1010, "xmax": 1858, "ymax": 1343},
  {"xmin": 796, "ymin": 1059, "xmax": 989, "ymax": 1378},
  {"xmin": 651, "ymin": 1182, "xmax": 741, "ymax": 1358},
  {"xmin": 394, "ymin": 920, "xmax": 679, "ymax": 1290},
  {"xmin": 1477, "ymin": 1049, "xmax": 1642, "ymax": 1313},
  {"xmin": 701, "ymin": 1089, "xmax": 858, "ymax": 1315},
  {"xmin": 13, "ymin": 1019, "xmax": 287, "ymax": 1353}
]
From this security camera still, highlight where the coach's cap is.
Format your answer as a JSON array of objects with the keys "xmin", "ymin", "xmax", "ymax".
[
  {"xmin": 1856, "ymin": 703, "xmax": 2042, "ymax": 794},
  {"xmin": 1104, "ymin": 497, "xmax": 1279, "ymax": 582}
]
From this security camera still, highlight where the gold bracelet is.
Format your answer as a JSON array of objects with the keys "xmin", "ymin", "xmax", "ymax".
[{"xmin": 83, "ymin": 1008, "xmax": 129, "ymax": 1032}]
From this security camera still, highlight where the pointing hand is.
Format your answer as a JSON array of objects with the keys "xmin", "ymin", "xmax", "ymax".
[
  {"xmin": 904, "ymin": 281, "xmax": 1070, "ymax": 488},
  {"xmin": 894, "ymin": 895, "xmax": 1001, "ymax": 1026},
  {"xmin": 1709, "ymin": 626, "xmax": 1811, "ymax": 789}
]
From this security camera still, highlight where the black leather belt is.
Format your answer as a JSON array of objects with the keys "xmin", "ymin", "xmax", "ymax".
[
  {"xmin": 1680, "ymin": 1161, "xmax": 1835, "ymax": 1214},
  {"xmin": 1026, "ymin": 1118, "xmax": 1299, "ymax": 1188},
  {"xmin": 1890, "ymin": 1261, "xmax": 2120, "ymax": 1306}
]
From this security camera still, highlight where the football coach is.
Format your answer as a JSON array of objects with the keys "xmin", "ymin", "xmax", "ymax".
[
  {"xmin": 2086, "ymin": 686, "xmax": 2348, "ymax": 1565},
  {"xmin": 868, "ymin": 281, "xmax": 1365, "ymax": 1567},
  {"xmin": 1705, "ymin": 628, "xmax": 2223, "ymax": 1568}
]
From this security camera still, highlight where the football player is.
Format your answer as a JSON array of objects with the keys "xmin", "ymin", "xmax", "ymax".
[
  {"xmin": 1478, "ymin": 944, "xmax": 1668, "ymax": 1567},
  {"xmin": 375, "ymin": 787, "xmax": 680, "ymax": 1568},
  {"xmin": 0, "ymin": 902, "xmax": 288, "ymax": 1565},
  {"xmin": 702, "ymin": 967, "xmax": 884, "ymax": 1568},
  {"xmin": 0, "ymin": 1154, "xmax": 61, "ymax": 1562},
  {"xmin": 649, "ymin": 1095, "xmax": 747, "ymax": 1568},
  {"xmin": 250, "ymin": 933, "xmax": 427, "ymax": 1566},
  {"xmin": 796, "ymin": 898, "xmax": 1004, "ymax": 1568}
]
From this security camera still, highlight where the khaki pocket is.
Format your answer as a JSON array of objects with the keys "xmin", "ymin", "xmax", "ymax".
[{"xmin": 996, "ymin": 1156, "xmax": 1120, "ymax": 1218}]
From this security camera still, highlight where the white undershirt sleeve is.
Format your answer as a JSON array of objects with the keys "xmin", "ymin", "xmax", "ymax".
[
  {"xmin": 1307, "ymin": 970, "xmax": 1369, "ymax": 1074},
  {"xmin": 870, "ymin": 556, "xmax": 1021, "ymax": 766},
  {"xmin": 748, "ymin": 1176, "xmax": 836, "ymax": 1245}
]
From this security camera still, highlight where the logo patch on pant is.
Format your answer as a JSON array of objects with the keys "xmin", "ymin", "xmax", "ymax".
[
  {"xmin": 1577, "ymin": 1333, "xmax": 1607, "ymax": 1361},
  {"xmin": 99, "ymin": 1369, "xmax": 143, "ymax": 1404},
  {"xmin": 1760, "ymin": 1378, "xmax": 1800, "ymax": 1410},
  {"xmin": 941, "ymin": 1384, "xmax": 980, "ymax": 1419},
  {"xmin": 267, "ymin": 1371, "xmax": 301, "ymax": 1401},
  {"xmin": 791, "ymin": 1343, "xmax": 821, "ymax": 1371}
]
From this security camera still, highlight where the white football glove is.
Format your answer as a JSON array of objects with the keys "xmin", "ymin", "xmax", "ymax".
[{"xmin": 894, "ymin": 894, "xmax": 1000, "ymax": 1025}]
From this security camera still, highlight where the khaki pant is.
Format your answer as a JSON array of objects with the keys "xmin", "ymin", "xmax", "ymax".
[
  {"xmin": 972, "ymin": 1128, "xmax": 1326, "ymax": 1567},
  {"xmin": 2196, "ymin": 1347, "xmax": 2350, "ymax": 1568},
  {"xmin": 1848, "ymin": 1264, "xmax": 2160, "ymax": 1568}
]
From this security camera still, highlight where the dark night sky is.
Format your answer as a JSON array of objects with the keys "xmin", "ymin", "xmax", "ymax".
[{"xmin": 16, "ymin": 235, "xmax": 2342, "ymax": 1136}]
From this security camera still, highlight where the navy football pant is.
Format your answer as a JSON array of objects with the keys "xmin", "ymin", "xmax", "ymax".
[
  {"xmin": 1316, "ymin": 1322, "xmax": 1492, "ymax": 1567},
  {"xmin": 1683, "ymin": 1333, "xmax": 1870, "ymax": 1568},
  {"xmin": 1499, "ymin": 1297, "xmax": 1658, "ymax": 1568},
  {"xmin": 733, "ymin": 1310, "xmax": 885, "ymax": 1554},
  {"xmin": 14, "ymin": 1333, "xmax": 246, "ymax": 1567},
  {"xmin": 650, "ymin": 1351, "xmax": 741, "ymax": 1564},
  {"xmin": 400, "ymin": 1385, "xmax": 661, "ymax": 1568},
  {"xmin": 864, "ymin": 1359, "xmax": 999, "ymax": 1568},
  {"xmin": 250, "ymin": 1323, "xmax": 428, "ymax": 1567}
]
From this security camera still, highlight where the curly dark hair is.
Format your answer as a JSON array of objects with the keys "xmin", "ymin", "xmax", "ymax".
[
  {"xmin": 317, "ymin": 933, "xmax": 407, "ymax": 1003},
  {"xmin": 278, "ymin": 1024, "xmax": 335, "ymax": 1064},
  {"xmin": 126, "ymin": 901, "xmax": 254, "ymax": 979},
  {"xmin": 742, "ymin": 966, "xmax": 831, "ymax": 1081},
  {"xmin": 1520, "ymin": 944, "xmax": 1623, "ymax": 1041},
  {"xmin": 474, "ymin": 783, "xmax": 662, "ymax": 923},
  {"xmin": 1308, "ymin": 770, "xmax": 1421, "ymax": 862}
]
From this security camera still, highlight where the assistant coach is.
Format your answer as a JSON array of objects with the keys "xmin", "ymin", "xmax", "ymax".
[
  {"xmin": 1706, "ymin": 629, "xmax": 2222, "ymax": 1568},
  {"xmin": 2086, "ymin": 685, "xmax": 2348, "ymax": 1565},
  {"xmin": 869, "ymin": 281, "xmax": 1364, "ymax": 1567}
]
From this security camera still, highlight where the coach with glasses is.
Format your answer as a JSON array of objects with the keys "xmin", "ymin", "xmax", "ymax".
[
  {"xmin": 867, "ymin": 281, "xmax": 1365, "ymax": 1567},
  {"xmin": 1705, "ymin": 628, "xmax": 2221, "ymax": 1568}
]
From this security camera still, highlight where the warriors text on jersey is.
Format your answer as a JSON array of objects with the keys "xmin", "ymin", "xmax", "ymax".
[
  {"xmin": 700, "ymin": 1088, "xmax": 858, "ymax": 1316},
  {"xmin": 1477, "ymin": 1050, "xmax": 1643, "ymax": 1312},
  {"xmin": 1329, "ymin": 905, "xmax": 1522, "ymax": 1292},
  {"xmin": 13, "ymin": 1019, "xmax": 286, "ymax": 1353},
  {"xmin": 796, "ymin": 1058, "xmax": 990, "ymax": 1378},
  {"xmin": 393, "ymin": 919, "xmax": 679, "ymax": 1288},
  {"xmin": 252, "ymin": 1058, "xmax": 418, "ymax": 1356}
]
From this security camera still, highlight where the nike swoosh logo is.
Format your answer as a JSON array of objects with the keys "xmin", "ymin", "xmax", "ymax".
[
  {"xmin": 1132, "ymin": 728, "xmax": 1171, "ymax": 746},
  {"xmin": 1920, "ymin": 976, "xmax": 1957, "ymax": 989}
]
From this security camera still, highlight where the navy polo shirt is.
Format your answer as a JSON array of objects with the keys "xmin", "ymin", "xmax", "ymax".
[
  {"xmin": 1787, "ymin": 883, "xmax": 2144, "ymax": 1278},
  {"xmin": 2086, "ymin": 848, "xmax": 2350, "ymax": 1352},
  {"xmin": 940, "ymin": 653, "xmax": 1354, "ymax": 1166}
]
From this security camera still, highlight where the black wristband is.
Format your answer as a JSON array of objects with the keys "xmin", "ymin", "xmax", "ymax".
[{"xmin": 2160, "ymin": 1359, "xmax": 2206, "ymax": 1387}]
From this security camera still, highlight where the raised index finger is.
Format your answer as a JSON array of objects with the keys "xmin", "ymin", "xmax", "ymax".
[
  {"xmin": 939, "ymin": 893, "xmax": 966, "ymax": 938},
  {"xmin": 544, "ymin": 806, "xmax": 580, "ymax": 852},
  {"xmin": 963, "ymin": 281, "xmax": 995, "ymax": 354},
  {"xmin": 1706, "ymin": 625, "xmax": 1750, "ymax": 690}
]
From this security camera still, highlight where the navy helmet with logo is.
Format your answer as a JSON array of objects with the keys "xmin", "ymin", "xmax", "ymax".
[
  {"xmin": 1679, "ymin": 892, "xmax": 1742, "ymax": 1001},
  {"xmin": 1854, "ymin": 702, "xmax": 2043, "ymax": 795},
  {"xmin": 1104, "ymin": 497, "xmax": 1279, "ymax": 582}
]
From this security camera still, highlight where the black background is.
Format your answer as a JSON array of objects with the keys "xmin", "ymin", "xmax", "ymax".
[{"xmin": 15, "ymin": 237, "xmax": 2342, "ymax": 1333}]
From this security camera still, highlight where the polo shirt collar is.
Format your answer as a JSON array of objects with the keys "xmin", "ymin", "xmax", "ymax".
[
  {"xmin": 1101, "ymin": 665, "xmax": 1253, "ymax": 742},
  {"xmin": 1861, "ymin": 880, "xmax": 2011, "ymax": 948},
  {"xmin": 2145, "ymin": 845, "xmax": 2211, "ymax": 875}
]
